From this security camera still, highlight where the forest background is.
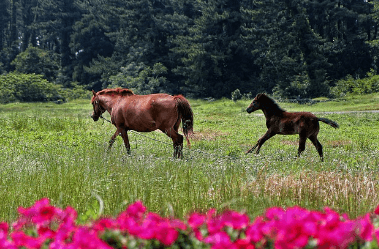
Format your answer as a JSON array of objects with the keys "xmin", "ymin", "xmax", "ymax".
[{"xmin": 1, "ymin": 0, "xmax": 379, "ymax": 101}]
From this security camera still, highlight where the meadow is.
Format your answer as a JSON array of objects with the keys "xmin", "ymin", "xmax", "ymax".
[{"xmin": 0, "ymin": 93, "xmax": 379, "ymax": 224}]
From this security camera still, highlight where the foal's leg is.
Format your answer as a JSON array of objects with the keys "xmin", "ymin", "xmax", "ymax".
[
  {"xmin": 297, "ymin": 134, "xmax": 307, "ymax": 158},
  {"xmin": 246, "ymin": 131, "xmax": 275, "ymax": 154},
  {"xmin": 309, "ymin": 134, "xmax": 323, "ymax": 161}
]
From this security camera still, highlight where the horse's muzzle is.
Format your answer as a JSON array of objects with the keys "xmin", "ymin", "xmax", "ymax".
[
  {"xmin": 91, "ymin": 114, "xmax": 99, "ymax": 121},
  {"xmin": 246, "ymin": 107, "xmax": 254, "ymax": 113}
]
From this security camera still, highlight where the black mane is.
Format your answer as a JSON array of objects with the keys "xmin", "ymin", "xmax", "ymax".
[{"xmin": 257, "ymin": 93, "xmax": 286, "ymax": 115}]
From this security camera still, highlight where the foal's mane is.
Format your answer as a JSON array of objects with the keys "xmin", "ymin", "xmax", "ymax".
[{"xmin": 257, "ymin": 93, "xmax": 286, "ymax": 114}]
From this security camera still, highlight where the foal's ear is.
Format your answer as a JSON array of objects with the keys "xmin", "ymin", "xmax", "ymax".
[{"xmin": 92, "ymin": 89, "xmax": 96, "ymax": 96}]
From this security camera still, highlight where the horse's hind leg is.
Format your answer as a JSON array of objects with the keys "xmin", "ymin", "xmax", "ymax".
[
  {"xmin": 163, "ymin": 128, "xmax": 183, "ymax": 158},
  {"xmin": 309, "ymin": 134, "xmax": 323, "ymax": 161},
  {"xmin": 297, "ymin": 134, "xmax": 307, "ymax": 158}
]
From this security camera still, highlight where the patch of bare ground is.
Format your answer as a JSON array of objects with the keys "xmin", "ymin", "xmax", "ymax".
[
  {"xmin": 243, "ymin": 170, "xmax": 379, "ymax": 218},
  {"xmin": 191, "ymin": 130, "xmax": 229, "ymax": 141},
  {"xmin": 326, "ymin": 140, "xmax": 352, "ymax": 148}
]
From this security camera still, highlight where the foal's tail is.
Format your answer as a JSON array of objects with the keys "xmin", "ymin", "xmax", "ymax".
[
  {"xmin": 174, "ymin": 95, "xmax": 194, "ymax": 148},
  {"xmin": 318, "ymin": 118, "xmax": 339, "ymax": 129}
]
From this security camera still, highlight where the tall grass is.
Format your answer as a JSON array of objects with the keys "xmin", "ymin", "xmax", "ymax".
[{"xmin": 0, "ymin": 97, "xmax": 378, "ymax": 223}]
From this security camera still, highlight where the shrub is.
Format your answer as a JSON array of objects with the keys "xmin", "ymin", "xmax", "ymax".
[
  {"xmin": 331, "ymin": 69, "xmax": 379, "ymax": 97},
  {"xmin": 231, "ymin": 89, "xmax": 242, "ymax": 101},
  {"xmin": 0, "ymin": 72, "xmax": 64, "ymax": 103},
  {"xmin": 2, "ymin": 198, "xmax": 379, "ymax": 248}
]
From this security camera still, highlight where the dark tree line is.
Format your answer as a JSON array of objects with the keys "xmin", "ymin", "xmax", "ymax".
[{"xmin": 1, "ymin": 0, "xmax": 379, "ymax": 99}]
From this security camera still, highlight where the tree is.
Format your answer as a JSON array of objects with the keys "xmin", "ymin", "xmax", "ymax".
[
  {"xmin": 31, "ymin": 0, "xmax": 81, "ymax": 86},
  {"xmin": 173, "ymin": 0, "xmax": 254, "ymax": 98},
  {"xmin": 11, "ymin": 46, "xmax": 59, "ymax": 82}
]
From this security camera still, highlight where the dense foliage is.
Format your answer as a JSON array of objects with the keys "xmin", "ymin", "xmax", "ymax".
[
  {"xmin": 1, "ymin": 0, "xmax": 379, "ymax": 99},
  {"xmin": 2, "ymin": 198, "xmax": 379, "ymax": 248}
]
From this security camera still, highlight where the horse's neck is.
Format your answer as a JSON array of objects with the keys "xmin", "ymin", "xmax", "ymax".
[
  {"xmin": 99, "ymin": 95, "xmax": 120, "ymax": 113},
  {"xmin": 261, "ymin": 104, "xmax": 283, "ymax": 118},
  {"xmin": 261, "ymin": 108, "xmax": 273, "ymax": 119}
]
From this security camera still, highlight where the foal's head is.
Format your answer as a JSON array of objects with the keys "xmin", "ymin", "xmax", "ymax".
[
  {"xmin": 91, "ymin": 90, "xmax": 106, "ymax": 121},
  {"xmin": 246, "ymin": 93, "xmax": 266, "ymax": 113},
  {"xmin": 246, "ymin": 93, "xmax": 285, "ymax": 115}
]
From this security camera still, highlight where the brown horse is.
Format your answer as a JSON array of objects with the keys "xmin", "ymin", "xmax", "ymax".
[
  {"xmin": 91, "ymin": 88, "xmax": 193, "ymax": 158},
  {"xmin": 246, "ymin": 93, "xmax": 339, "ymax": 161}
]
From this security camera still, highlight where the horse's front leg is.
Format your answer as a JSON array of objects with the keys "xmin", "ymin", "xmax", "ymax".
[
  {"xmin": 108, "ymin": 130, "xmax": 121, "ymax": 150},
  {"xmin": 246, "ymin": 131, "xmax": 275, "ymax": 154},
  {"xmin": 119, "ymin": 129, "xmax": 131, "ymax": 154},
  {"xmin": 246, "ymin": 143, "xmax": 258, "ymax": 154}
]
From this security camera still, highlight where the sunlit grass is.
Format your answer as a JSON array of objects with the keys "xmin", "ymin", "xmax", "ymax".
[{"xmin": 0, "ymin": 94, "xmax": 378, "ymax": 223}]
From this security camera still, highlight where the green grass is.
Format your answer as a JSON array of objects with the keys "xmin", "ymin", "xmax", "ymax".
[{"xmin": 0, "ymin": 95, "xmax": 379, "ymax": 223}]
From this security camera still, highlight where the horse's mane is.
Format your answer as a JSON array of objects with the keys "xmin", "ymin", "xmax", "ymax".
[
  {"xmin": 257, "ymin": 93, "xmax": 286, "ymax": 114},
  {"xmin": 98, "ymin": 88, "xmax": 134, "ymax": 96},
  {"xmin": 92, "ymin": 88, "xmax": 134, "ymax": 102}
]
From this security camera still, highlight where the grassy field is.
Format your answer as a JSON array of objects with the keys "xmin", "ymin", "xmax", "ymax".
[{"xmin": 0, "ymin": 93, "xmax": 379, "ymax": 223}]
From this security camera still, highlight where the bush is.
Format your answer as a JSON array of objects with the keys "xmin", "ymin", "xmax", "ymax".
[
  {"xmin": 231, "ymin": 89, "xmax": 242, "ymax": 101},
  {"xmin": 0, "ymin": 72, "xmax": 64, "ymax": 103},
  {"xmin": 331, "ymin": 69, "xmax": 379, "ymax": 97},
  {"xmin": 3, "ymin": 198, "xmax": 379, "ymax": 249}
]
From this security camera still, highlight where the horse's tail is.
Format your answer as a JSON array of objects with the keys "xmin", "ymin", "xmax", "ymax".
[
  {"xmin": 318, "ymin": 118, "xmax": 339, "ymax": 129},
  {"xmin": 174, "ymin": 95, "xmax": 194, "ymax": 148}
]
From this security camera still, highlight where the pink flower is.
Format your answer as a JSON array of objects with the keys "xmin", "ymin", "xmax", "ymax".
[
  {"xmin": 245, "ymin": 217, "xmax": 266, "ymax": 244},
  {"xmin": 154, "ymin": 221, "xmax": 180, "ymax": 246},
  {"xmin": 66, "ymin": 226, "xmax": 113, "ymax": 249},
  {"xmin": 221, "ymin": 210, "xmax": 250, "ymax": 230},
  {"xmin": 169, "ymin": 218, "xmax": 187, "ymax": 230},
  {"xmin": 92, "ymin": 218, "xmax": 117, "ymax": 232},
  {"xmin": 11, "ymin": 231, "xmax": 46, "ymax": 249},
  {"xmin": 187, "ymin": 213, "xmax": 207, "ymax": 240},
  {"xmin": 0, "ymin": 222, "xmax": 9, "ymax": 234},
  {"xmin": 126, "ymin": 200, "xmax": 146, "ymax": 219},
  {"xmin": 273, "ymin": 207, "xmax": 312, "ymax": 249},
  {"xmin": 314, "ymin": 208, "xmax": 356, "ymax": 249},
  {"xmin": 355, "ymin": 213, "xmax": 374, "ymax": 241},
  {"xmin": 13, "ymin": 198, "xmax": 64, "ymax": 231},
  {"xmin": 374, "ymin": 205, "xmax": 379, "ymax": 215},
  {"xmin": 188, "ymin": 213, "xmax": 206, "ymax": 230},
  {"xmin": 0, "ymin": 223, "xmax": 17, "ymax": 249},
  {"xmin": 204, "ymin": 231, "xmax": 237, "ymax": 249},
  {"xmin": 49, "ymin": 207, "xmax": 78, "ymax": 248},
  {"xmin": 234, "ymin": 239, "xmax": 255, "ymax": 249}
]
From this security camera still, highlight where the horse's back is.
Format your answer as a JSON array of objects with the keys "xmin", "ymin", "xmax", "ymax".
[
  {"xmin": 113, "ymin": 93, "xmax": 178, "ymax": 132},
  {"xmin": 274, "ymin": 111, "xmax": 319, "ymax": 135}
]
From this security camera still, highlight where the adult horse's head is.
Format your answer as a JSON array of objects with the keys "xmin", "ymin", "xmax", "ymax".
[
  {"xmin": 246, "ymin": 93, "xmax": 264, "ymax": 113},
  {"xmin": 91, "ymin": 90, "xmax": 106, "ymax": 121}
]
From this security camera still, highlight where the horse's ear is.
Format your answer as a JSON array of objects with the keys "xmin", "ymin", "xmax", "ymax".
[{"xmin": 92, "ymin": 90, "xmax": 96, "ymax": 96}]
